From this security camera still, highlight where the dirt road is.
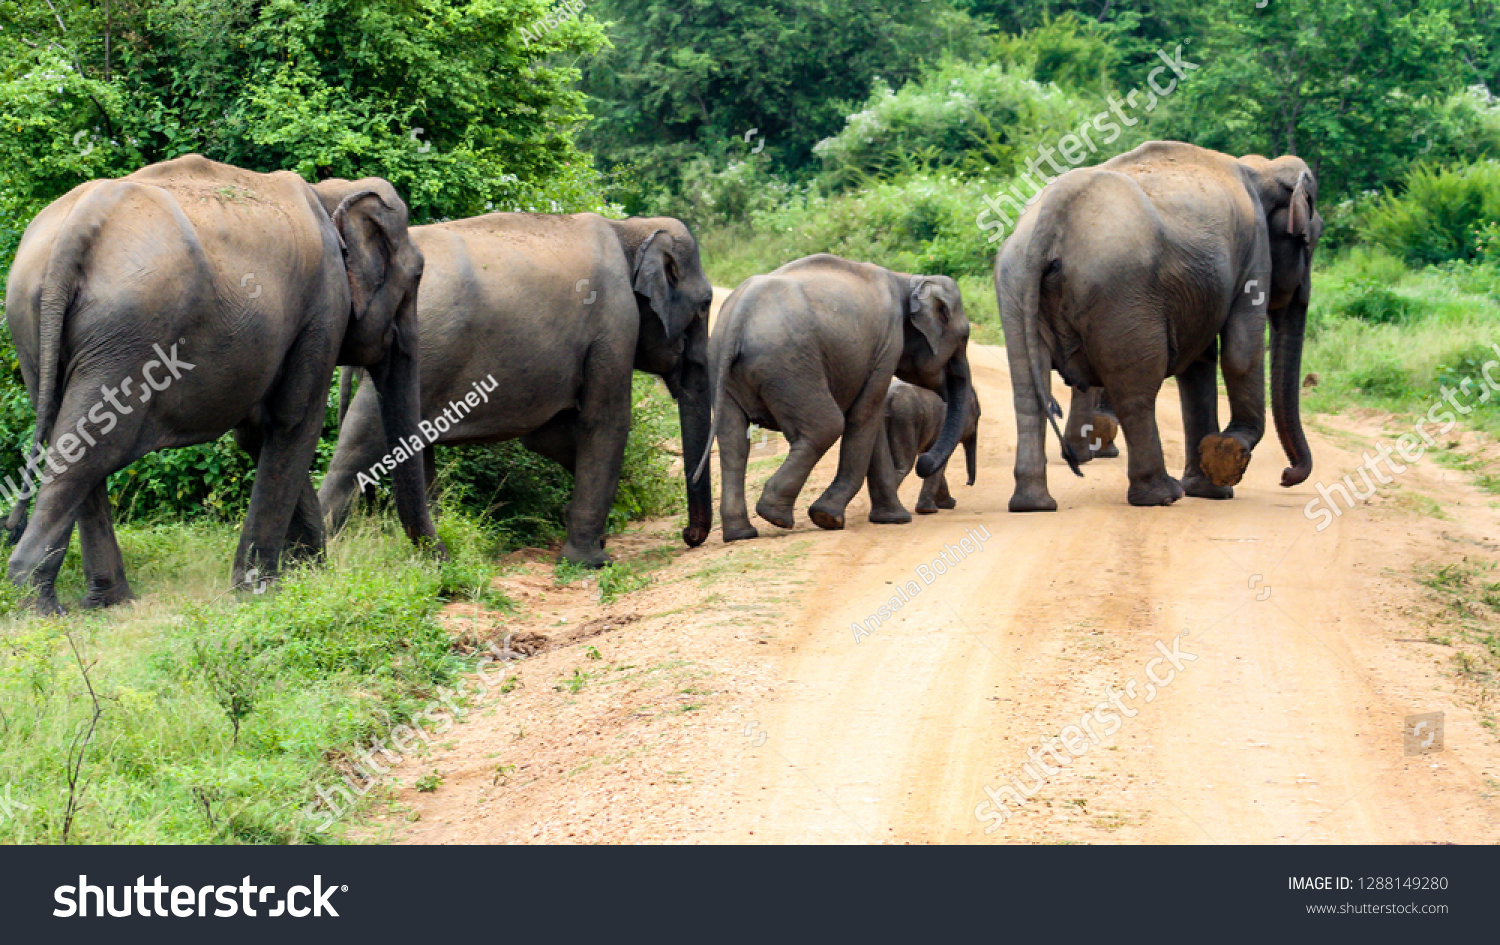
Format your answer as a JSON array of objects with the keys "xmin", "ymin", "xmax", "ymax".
[{"xmin": 389, "ymin": 333, "xmax": 1500, "ymax": 844}]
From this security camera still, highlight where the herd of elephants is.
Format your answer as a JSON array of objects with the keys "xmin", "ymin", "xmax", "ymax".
[{"xmin": 2, "ymin": 139, "xmax": 1319, "ymax": 613}]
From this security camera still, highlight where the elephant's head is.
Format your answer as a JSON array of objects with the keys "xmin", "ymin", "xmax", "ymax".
[
  {"xmin": 611, "ymin": 217, "xmax": 716, "ymax": 547},
  {"xmin": 1239, "ymin": 155, "xmax": 1322, "ymax": 488},
  {"xmin": 312, "ymin": 177, "xmax": 440, "ymax": 551},
  {"xmin": 894, "ymin": 273, "xmax": 973, "ymax": 480}
]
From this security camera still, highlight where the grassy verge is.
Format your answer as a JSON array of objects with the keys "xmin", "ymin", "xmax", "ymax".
[
  {"xmin": 1417, "ymin": 559, "xmax": 1500, "ymax": 738},
  {"xmin": 0, "ymin": 509, "xmax": 504, "ymax": 844}
]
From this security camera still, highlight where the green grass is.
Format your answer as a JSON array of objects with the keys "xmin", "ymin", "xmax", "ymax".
[
  {"xmin": 1302, "ymin": 249, "xmax": 1500, "ymax": 442},
  {"xmin": 0, "ymin": 508, "xmax": 502, "ymax": 844}
]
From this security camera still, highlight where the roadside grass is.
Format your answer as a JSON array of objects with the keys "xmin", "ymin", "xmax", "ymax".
[
  {"xmin": 1416, "ymin": 559, "xmax": 1500, "ymax": 736},
  {"xmin": 0, "ymin": 508, "xmax": 500, "ymax": 844},
  {"xmin": 1303, "ymin": 249, "xmax": 1500, "ymax": 441}
]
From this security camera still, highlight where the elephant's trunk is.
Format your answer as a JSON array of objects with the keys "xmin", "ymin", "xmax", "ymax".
[
  {"xmin": 677, "ymin": 350, "xmax": 713, "ymax": 548},
  {"xmin": 1271, "ymin": 293, "xmax": 1313, "ymax": 487},
  {"xmin": 368, "ymin": 290, "xmax": 445, "ymax": 555},
  {"xmin": 962, "ymin": 430, "xmax": 977, "ymax": 486},
  {"xmin": 917, "ymin": 346, "xmax": 972, "ymax": 479}
]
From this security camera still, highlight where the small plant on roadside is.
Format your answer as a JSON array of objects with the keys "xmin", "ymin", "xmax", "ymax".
[{"xmin": 415, "ymin": 770, "xmax": 444, "ymax": 793}]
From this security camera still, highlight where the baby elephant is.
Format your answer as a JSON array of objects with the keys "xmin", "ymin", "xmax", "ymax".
[
  {"xmin": 696, "ymin": 254, "xmax": 973, "ymax": 541},
  {"xmin": 870, "ymin": 380, "xmax": 981, "ymax": 515}
]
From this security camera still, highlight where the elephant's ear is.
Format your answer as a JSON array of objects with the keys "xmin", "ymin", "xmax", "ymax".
[
  {"xmin": 633, "ymin": 228, "xmax": 687, "ymax": 340},
  {"xmin": 333, "ymin": 189, "xmax": 396, "ymax": 321},
  {"xmin": 1288, "ymin": 171, "xmax": 1312, "ymax": 242},
  {"xmin": 907, "ymin": 276, "xmax": 947, "ymax": 352}
]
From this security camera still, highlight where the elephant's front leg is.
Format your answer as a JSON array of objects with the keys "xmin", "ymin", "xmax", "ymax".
[
  {"xmin": 1177, "ymin": 352, "xmax": 1234, "ymax": 499},
  {"xmin": 865, "ymin": 417, "xmax": 912, "ymax": 525},
  {"xmin": 915, "ymin": 462, "xmax": 953, "ymax": 513},
  {"xmin": 809, "ymin": 378, "xmax": 891, "ymax": 530},
  {"xmin": 559, "ymin": 372, "xmax": 631, "ymax": 568},
  {"xmin": 1199, "ymin": 273, "xmax": 1269, "ymax": 488},
  {"xmin": 1111, "ymin": 382, "xmax": 1183, "ymax": 507}
]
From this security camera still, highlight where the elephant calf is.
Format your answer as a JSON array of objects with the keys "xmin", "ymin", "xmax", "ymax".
[
  {"xmin": 868, "ymin": 379, "xmax": 980, "ymax": 515},
  {"xmin": 697, "ymin": 254, "xmax": 973, "ymax": 540}
]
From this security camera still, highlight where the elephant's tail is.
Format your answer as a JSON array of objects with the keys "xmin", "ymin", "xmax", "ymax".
[
  {"xmin": 1012, "ymin": 203, "xmax": 1083, "ymax": 478},
  {"xmin": 691, "ymin": 288, "xmax": 747, "ymax": 487},
  {"xmin": 32, "ymin": 183, "xmax": 118, "ymax": 462},
  {"xmin": 691, "ymin": 337, "xmax": 734, "ymax": 487},
  {"xmin": 338, "ymin": 366, "xmax": 355, "ymax": 427}
]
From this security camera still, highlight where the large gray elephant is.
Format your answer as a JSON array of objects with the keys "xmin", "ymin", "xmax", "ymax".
[
  {"xmin": 867, "ymin": 379, "xmax": 980, "ymax": 515},
  {"xmin": 3, "ymin": 155, "xmax": 438, "ymax": 612},
  {"xmin": 319, "ymin": 213, "xmax": 714, "ymax": 567},
  {"xmin": 996, "ymin": 141, "xmax": 1319, "ymax": 511},
  {"xmin": 697, "ymin": 254, "xmax": 973, "ymax": 540}
]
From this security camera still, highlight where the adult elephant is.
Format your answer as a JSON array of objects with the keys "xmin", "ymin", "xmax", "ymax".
[
  {"xmin": 319, "ymin": 213, "xmax": 714, "ymax": 567},
  {"xmin": 698, "ymin": 254, "xmax": 973, "ymax": 540},
  {"xmin": 3, "ymin": 155, "xmax": 438, "ymax": 612},
  {"xmin": 997, "ymin": 141, "xmax": 1319, "ymax": 511},
  {"xmin": 867, "ymin": 379, "xmax": 980, "ymax": 515}
]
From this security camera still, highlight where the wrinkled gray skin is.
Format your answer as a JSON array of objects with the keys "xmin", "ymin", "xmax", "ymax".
[
  {"xmin": 3, "ymin": 155, "xmax": 438, "ymax": 612},
  {"xmin": 868, "ymin": 379, "xmax": 981, "ymax": 515},
  {"xmin": 1062, "ymin": 387, "xmax": 1120, "ymax": 462},
  {"xmin": 699, "ymin": 254, "xmax": 973, "ymax": 540},
  {"xmin": 320, "ymin": 214, "xmax": 714, "ymax": 567},
  {"xmin": 997, "ymin": 141, "xmax": 1320, "ymax": 511}
]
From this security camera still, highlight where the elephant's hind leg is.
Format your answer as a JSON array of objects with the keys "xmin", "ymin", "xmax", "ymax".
[
  {"xmin": 917, "ymin": 465, "xmax": 955, "ymax": 513},
  {"xmin": 810, "ymin": 376, "xmax": 892, "ymax": 530},
  {"xmin": 1112, "ymin": 383, "xmax": 1183, "ymax": 507},
  {"xmin": 7, "ymin": 460, "xmax": 94, "ymax": 614},
  {"xmin": 716, "ymin": 398, "xmax": 759, "ymax": 542},
  {"xmin": 756, "ymin": 389, "xmax": 842, "ymax": 530},
  {"xmin": 78, "ymin": 481, "xmax": 135, "ymax": 609}
]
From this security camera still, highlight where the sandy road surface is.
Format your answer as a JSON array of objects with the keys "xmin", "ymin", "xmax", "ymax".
[
  {"xmin": 700, "ymin": 343, "xmax": 1500, "ymax": 843},
  {"xmin": 387, "ymin": 298, "xmax": 1500, "ymax": 843}
]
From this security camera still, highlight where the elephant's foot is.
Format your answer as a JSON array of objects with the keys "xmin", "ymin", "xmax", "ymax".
[
  {"xmin": 1199, "ymin": 434, "xmax": 1252, "ymax": 487},
  {"xmin": 1127, "ymin": 474, "xmax": 1185, "ymax": 507},
  {"xmin": 559, "ymin": 541, "xmax": 611, "ymax": 569},
  {"xmin": 722, "ymin": 522, "xmax": 760, "ymax": 542},
  {"xmin": 868, "ymin": 505, "xmax": 912, "ymax": 525},
  {"xmin": 1182, "ymin": 471, "xmax": 1235, "ymax": 500},
  {"xmin": 23, "ymin": 588, "xmax": 65, "ymax": 616},
  {"xmin": 755, "ymin": 497, "xmax": 796, "ymax": 530},
  {"xmin": 1009, "ymin": 486, "xmax": 1058, "ymax": 513},
  {"xmin": 937, "ymin": 496, "xmax": 957, "ymax": 510},
  {"xmin": 81, "ymin": 581, "xmax": 137, "ymax": 610},
  {"xmin": 915, "ymin": 502, "xmax": 940, "ymax": 514},
  {"xmin": 1093, "ymin": 442, "xmax": 1120, "ymax": 459},
  {"xmin": 808, "ymin": 501, "xmax": 846, "ymax": 531}
]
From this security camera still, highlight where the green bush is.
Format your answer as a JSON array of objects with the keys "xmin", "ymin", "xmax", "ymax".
[{"xmin": 1366, "ymin": 160, "xmax": 1500, "ymax": 266}]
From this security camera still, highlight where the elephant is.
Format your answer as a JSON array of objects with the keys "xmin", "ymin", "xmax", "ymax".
[
  {"xmin": 3, "ymin": 154, "xmax": 438, "ymax": 612},
  {"xmin": 696, "ymin": 254, "xmax": 973, "ymax": 540},
  {"xmin": 868, "ymin": 379, "xmax": 980, "ymax": 515},
  {"xmin": 319, "ymin": 213, "xmax": 714, "ymax": 567},
  {"xmin": 995, "ymin": 141, "xmax": 1320, "ymax": 511},
  {"xmin": 1061, "ymin": 387, "xmax": 1120, "ymax": 463}
]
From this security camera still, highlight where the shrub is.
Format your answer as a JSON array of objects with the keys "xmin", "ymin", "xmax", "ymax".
[{"xmin": 1365, "ymin": 160, "xmax": 1500, "ymax": 267}]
